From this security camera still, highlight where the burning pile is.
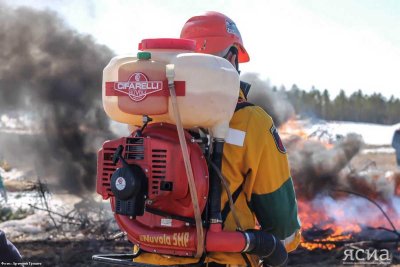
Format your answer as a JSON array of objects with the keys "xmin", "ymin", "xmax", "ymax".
[
  {"xmin": 243, "ymin": 74, "xmax": 400, "ymax": 255},
  {"xmin": 279, "ymin": 119, "xmax": 400, "ymax": 251}
]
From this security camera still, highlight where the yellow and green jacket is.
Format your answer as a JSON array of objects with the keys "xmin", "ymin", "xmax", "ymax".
[
  {"xmin": 209, "ymin": 93, "xmax": 301, "ymax": 265},
  {"xmin": 133, "ymin": 91, "xmax": 301, "ymax": 266}
]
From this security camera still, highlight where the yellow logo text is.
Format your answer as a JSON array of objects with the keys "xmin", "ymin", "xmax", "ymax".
[{"xmin": 139, "ymin": 232, "xmax": 190, "ymax": 247}]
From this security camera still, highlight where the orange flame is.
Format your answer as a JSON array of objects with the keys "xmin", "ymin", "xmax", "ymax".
[
  {"xmin": 279, "ymin": 119, "xmax": 334, "ymax": 149},
  {"xmin": 279, "ymin": 119, "xmax": 399, "ymax": 251},
  {"xmin": 298, "ymin": 199, "xmax": 362, "ymax": 250},
  {"xmin": 279, "ymin": 119, "xmax": 309, "ymax": 139}
]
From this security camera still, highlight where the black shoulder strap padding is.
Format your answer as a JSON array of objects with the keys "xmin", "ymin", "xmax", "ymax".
[
  {"xmin": 235, "ymin": 101, "xmax": 254, "ymax": 112},
  {"xmin": 221, "ymin": 183, "xmax": 243, "ymax": 222}
]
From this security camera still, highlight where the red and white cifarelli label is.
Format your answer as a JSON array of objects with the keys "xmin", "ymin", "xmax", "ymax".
[{"xmin": 108, "ymin": 72, "xmax": 163, "ymax": 102}]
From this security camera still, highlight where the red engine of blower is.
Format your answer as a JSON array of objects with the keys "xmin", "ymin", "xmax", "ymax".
[
  {"xmin": 97, "ymin": 123, "xmax": 209, "ymax": 256},
  {"xmin": 95, "ymin": 122, "xmax": 286, "ymax": 266}
]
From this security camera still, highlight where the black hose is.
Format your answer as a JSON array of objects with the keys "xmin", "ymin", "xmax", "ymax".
[
  {"xmin": 208, "ymin": 139, "xmax": 224, "ymax": 223},
  {"xmin": 245, "ymin": 230, "xmax": 288, "ymax": 267}
]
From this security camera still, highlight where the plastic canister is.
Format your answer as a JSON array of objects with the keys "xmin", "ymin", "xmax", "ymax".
[{"xmin": 102, "ymin": 38, "xmax": 240, "ymax": 139}]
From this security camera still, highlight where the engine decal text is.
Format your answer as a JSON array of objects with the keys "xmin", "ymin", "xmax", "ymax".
[{"xmin": 139, "ymin": 232, "xmax": 190, "ymax": 247}]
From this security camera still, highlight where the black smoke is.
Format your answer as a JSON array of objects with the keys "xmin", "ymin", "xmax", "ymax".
[
  {"xmin": 239, "ymin": 73, "xmax": 366, "ymax": 199},
  {"xmin": 0, "ymin": 4, "xmax": 115, "ymax": 194},
  {"xmin": 287, "ymin": 133, "xmax": 364, "ymax": 200}
]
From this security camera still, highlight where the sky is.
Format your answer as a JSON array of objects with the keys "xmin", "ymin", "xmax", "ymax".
[{"xmin": 4, "ymin": 0, "xmax": 400, "ymax": 99}]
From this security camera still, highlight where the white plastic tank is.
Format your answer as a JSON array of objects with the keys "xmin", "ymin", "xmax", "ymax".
[{"xmin": 102, "ymin": 38, "xmax": 240, "ymax": 138}]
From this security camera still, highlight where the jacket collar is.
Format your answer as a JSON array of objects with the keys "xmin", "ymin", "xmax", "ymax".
[{"xmin": 240, "ymin": 81, "xmax": 251, "ymax": 100}]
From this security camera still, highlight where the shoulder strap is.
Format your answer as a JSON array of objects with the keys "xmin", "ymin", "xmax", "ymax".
[
  {"xmin": 221, "ymin": 183, "xmax": 243, "ymax": 222},
  {"xmin": 221, "ymin": 169, "xmax": 252, "ymax": 223},
  {"xmin": 220, "ymin": 104, "xmax": 254, "ymax": 222}
]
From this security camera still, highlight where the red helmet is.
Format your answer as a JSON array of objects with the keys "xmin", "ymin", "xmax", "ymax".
[{"xmin": 180, "ymin": 11, "xmax": 250, "ymax": 63}]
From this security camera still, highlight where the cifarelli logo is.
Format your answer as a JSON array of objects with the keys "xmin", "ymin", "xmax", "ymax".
[{"xmin": 112, "ymin": 72, "xmax": 163, "ymax": 102}]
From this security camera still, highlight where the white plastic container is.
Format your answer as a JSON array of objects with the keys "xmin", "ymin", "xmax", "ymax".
[{"xmin": 102, "ymin": 38, "xmax": 240, "ymax": 138}]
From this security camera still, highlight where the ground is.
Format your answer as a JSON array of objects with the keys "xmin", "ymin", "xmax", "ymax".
[{"xmin": 14, "ymin": 240, "xmax": 129, "ymax": 267}]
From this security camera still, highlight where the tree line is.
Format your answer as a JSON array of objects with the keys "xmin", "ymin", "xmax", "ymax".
[{"xmin": 279, "ymin": 85, "xmax": 399, "ymax": 125}]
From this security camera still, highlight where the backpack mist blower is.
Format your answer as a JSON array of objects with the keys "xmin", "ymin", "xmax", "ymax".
[{"xmin": 93, "ymin": 39, "xmax": 287, "ymax": 266}]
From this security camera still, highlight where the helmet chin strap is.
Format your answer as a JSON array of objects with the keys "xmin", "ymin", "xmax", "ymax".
[
  {"xmin": 223, "ymin": 46, "xmax": 240, "ymax": 73},
  {"xmin": 223, "ymin": 46, "xmax": 252, "ymax": 98}
]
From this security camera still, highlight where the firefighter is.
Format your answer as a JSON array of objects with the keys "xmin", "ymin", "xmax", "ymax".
[
  {"xmin": 392, "ymin": 128, "xmax": 400, "ymax": 167},
  {"xmin": 134, "ymin": 11, "xmax": 301, "ymax": 267},
  {"xmin": 181, "ymin": 11, "xmax": 301, "ymax": 266}
]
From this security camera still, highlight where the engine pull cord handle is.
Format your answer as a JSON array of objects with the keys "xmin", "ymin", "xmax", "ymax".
[
  {"xmin": 112, "ymin": 145, "xmax": 129, "ymax": 168},
  {"xmin": 166, "ymin": 64, "xmax": 204, "ymax": 258}
]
